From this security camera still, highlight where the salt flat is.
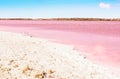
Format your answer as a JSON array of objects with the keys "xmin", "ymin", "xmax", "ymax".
[{"xmin": 0, "ymin": 31, "xmax": 120, "ymax": 79}]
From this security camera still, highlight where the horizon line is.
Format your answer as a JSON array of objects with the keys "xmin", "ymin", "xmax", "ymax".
[{"xmin": 0, "ymin": 17, "xmax": 120, "ymax": 21}]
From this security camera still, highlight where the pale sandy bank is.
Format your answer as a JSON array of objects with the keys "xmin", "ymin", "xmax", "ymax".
[{"xmin": 0, "ymin": 31, "xmax": 120, "ymax": 79}]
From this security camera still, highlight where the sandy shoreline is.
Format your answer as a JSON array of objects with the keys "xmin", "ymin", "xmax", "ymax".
[{"xmin": 0, "ymin": 31, "xmax": 120, "ymax": 79}]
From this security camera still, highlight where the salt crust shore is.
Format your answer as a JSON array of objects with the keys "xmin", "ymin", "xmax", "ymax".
[{"xmin": 0, "ymin": 31, "xmax": 120, "ymax": 79}]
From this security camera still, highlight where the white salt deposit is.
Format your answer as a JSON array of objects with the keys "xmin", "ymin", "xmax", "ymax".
[{"xmin": 0, "ymin": 31, "xmax": 120, "ymax": 79}]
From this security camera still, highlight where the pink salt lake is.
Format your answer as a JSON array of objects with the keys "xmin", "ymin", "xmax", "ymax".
[{"xmin": 0, "ymin": 20, "xmax": 120, "ymax": 69}]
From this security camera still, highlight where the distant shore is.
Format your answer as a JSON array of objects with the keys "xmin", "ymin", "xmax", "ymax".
[{"xmin": 0, "ymin": 18, "xmax": 120, "ymax": 21}]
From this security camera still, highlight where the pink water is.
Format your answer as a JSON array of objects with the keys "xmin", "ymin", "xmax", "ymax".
[{"xmin": 0, "ymin": 20, "xmax": 120, "ymax": 69}]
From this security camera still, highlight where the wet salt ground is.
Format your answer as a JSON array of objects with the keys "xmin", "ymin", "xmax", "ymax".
[{"xmin": 0, "ymin": 20, "xmax": 120, "ymax": 69}]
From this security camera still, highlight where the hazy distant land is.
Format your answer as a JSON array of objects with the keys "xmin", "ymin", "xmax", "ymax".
[{"xmin": 0, "ymin": 18, "xmax": 120, "ymax": 21}]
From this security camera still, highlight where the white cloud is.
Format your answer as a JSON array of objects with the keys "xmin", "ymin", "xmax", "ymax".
[{"xmin": 99, "ymin": 2, "xmax": 110, "ymax": 9}]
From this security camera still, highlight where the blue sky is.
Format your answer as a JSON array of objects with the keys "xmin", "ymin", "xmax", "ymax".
[{"xmin": 0, "ymin": 0, "xmax": 120, "ymax": 18}]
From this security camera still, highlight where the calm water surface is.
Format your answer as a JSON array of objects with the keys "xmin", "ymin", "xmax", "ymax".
[{"xmin": 0, "ymin": 20, "xmax": 120, "ymax": 69}]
